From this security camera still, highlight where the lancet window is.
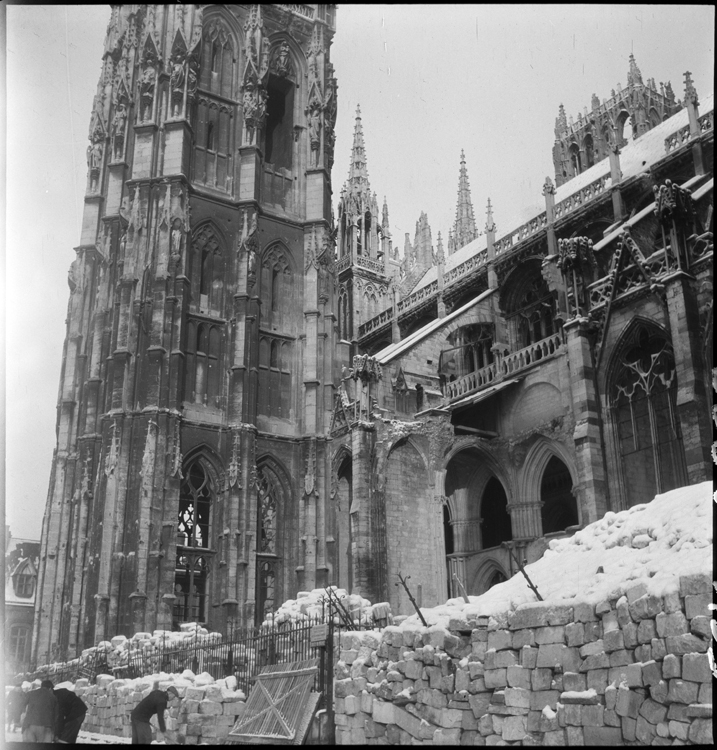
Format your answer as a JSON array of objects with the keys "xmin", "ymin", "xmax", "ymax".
[
  {"xmin": 193, "ymin": 18, "xmax": 236, "ymax": 191},
  {"xmin": 257, "ymin": 336, "xmax": 292, "ymax": 419},
  {"xmin": 188, "ymin": 225, "xmax": 226, "ymax": 314},
  {"xmin": 255, "ymin": 462, "xmax": 286, "ymax": 623},
  {"xmin": 260, "ymin": 245, "xmax": 293, "ymax": 329},
  {"xmin": 504, "ymin": 268, "xmax": 557, "ymax": 350},
  {"xmin": 610, "ymin": 325, "xmax": 686, "ymax": 507},
  {"xmin": 174, "ymin": 458, "xmax": 214, "ymax": 627},
  {"xmin": 184, "ymin": 321, "xmax": 222, "ymax": 407}
]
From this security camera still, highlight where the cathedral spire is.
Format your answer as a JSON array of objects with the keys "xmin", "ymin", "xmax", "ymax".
[
  {"xmin": 347, "ymin": 104, "xmax": 370, "ymax": 193},
  {"xmin": 627, "ymin": 53, "xmax": 643, "ymax": 87},
  {"xmin": 450, "ymin": 150, "xmax": 478, "ymax": 254}
]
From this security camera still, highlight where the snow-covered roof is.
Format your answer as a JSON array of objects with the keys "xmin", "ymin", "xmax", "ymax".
[
  {"xmin": 410, "ymin": 94, "xmax": 714, "ymax": 296},
  {"xmin": 376, "ymin": 287, "xmax": 495, "ymax": 364}
]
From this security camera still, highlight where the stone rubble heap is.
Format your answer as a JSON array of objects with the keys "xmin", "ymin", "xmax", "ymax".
[
  {"xmin": 333, "ymin": 576, "xmax": 712, "ymax": 745},
  {"xmin": 262, "ymin": 586, "xmax": 392, "ymax": 629},
  {"xmin": 31, "ymin": 622, "xmax": 223, "ymax": 679},
  {"xmin": 76, "ymin": 669, "xmax": 246, "ymax": 745}
]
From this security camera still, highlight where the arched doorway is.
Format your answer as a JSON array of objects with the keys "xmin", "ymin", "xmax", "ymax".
[
  {"xmin": 480, "ymin": 477, "xmax": 512, "ymax": 548},
  {"xmin": 540, "ymin": 456, "xmax": 579, "ymax": 533},
  {"xmin": 443, "ymin": 448, "xmax": 512, "ymax": 597}
]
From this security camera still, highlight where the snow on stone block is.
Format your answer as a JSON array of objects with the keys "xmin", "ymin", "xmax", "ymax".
[
  {"xmin": 193, "ymin": 672, "xmax": 215, "ymax": 687},
  {"xmin": 180, "ymin": 669, "xmax": 196, "ymax": 682},
  {"xmin": 560, "ymin": 688, "xmax": 599, "ymax": 704}
]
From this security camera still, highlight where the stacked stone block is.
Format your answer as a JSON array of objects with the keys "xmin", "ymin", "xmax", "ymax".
[
  {"xmin": 74, "ymin": 672, "xmax": 246, "ymax": 745},
  {"xmin": 333, "ymin": 573, "xmax": 712, "ymax": 745}
]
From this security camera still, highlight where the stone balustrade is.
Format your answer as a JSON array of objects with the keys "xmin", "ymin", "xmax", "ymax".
[
  {"xmin": 444, "ymin": 362, "xmax": 497, "ymax": 401},
  {"xmin": 501, "ymin": 333, "xmax": 563, "ymax": 376},
  {"xmin": 665, "ymin": 124, "xmax": 692, "ymax": 153},
  {"xmin": 554, "ymin": 174, "xmax": 611, "ymax": 220}
]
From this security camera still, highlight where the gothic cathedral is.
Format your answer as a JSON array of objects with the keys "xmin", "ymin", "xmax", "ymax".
[{"xmin": 34, "ymin": 5, "xmax": 713, "ymax": 666}]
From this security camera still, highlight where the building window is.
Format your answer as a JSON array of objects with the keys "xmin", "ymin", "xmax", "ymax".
[
  {"xmin": 264, "ymin": 74, "xmax": 295, "ymax": 170},
  {"xmin": 188, "ymin": 224, "xmax": 226, "ymax": 314},
  {"xmin": 257, "ymin": 336, "xmax": 292, "ymax": 419},
  {"xmin": 610, "ymin": 325, "xmax": 686, "ymax": 507},
  {"xmin": 503, "ymin": 265, "xmax": 557, "ymax": 351},
  {"xmin": 9, "ymin": 625, "xmax": 30, "ymax": 663},
  {"xmin": 260, "ymin": 245, "xmax": 293, "ymax": 329},
  {"xmin": 185, "ymin": 321, "xmax": 222, "ymax": 407},
  {"xmin": 14, "ymin": 566, "xmax": 35, "ymax": 598},
  {"xmin": 173, "ymin": 458, "xmax": 214, "ymax": 627},
  {"xmin": 480, "ymin": 477, "xmax": 512, "ymax": 549},
  {"xmin": 255, "ymin": 462, "xmax": 287, "ymax": 624}
]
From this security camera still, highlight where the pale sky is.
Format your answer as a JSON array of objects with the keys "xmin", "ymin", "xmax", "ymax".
[{"xmin": 5, "ymin": 5, "xmax": 715, "ymax": 540}]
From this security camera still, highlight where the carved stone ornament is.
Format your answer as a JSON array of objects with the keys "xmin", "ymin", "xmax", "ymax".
[
  {"xmin": 104, "ymin": 419, "xmax": 121, "ymax": 477},
  {"xmin": 80, "ymin": 453, "xmax": 94, "ymax": 499},
  {"xmin": 139, "ymin": 419, "xmax": 158, "ymax": 478},
  {"xmin": 351, "ymin": 354, "xmax": 382, "ymax": 382},
  {"xmin": 170, "ymin": 419, "xmax": 183, "ymax": 479},
  {"xmin": 304, "ymin": 441, "xmax": 316, "ymax": 496},
  {"xmin": 653, "ymin": 179, "xmax": 694, "ymax": 227},
  {"xmin": 270, "ymin": 39, "xmax": 294, "ymax": 78},
  {"xmin": 228, "ymin": 429, "xmax": 242, "ymax": 489}
]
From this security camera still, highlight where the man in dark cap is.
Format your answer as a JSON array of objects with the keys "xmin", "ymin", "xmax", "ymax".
[
  {"xmin": 54, "ymin": 685, "xmax": 88, "ymax": 743},
  {"xmin": 130, "ymin": 685, "xmax": 180, "ymax": 744},
  {"xmin": 22, "ymin": 679, "xmax": 59, "ymax": 743}
]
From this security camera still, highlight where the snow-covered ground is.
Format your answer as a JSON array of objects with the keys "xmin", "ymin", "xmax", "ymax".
[
  {"xmin": 5, "ymin": 729, "xmax": 130, "ymax": 744},
  {"xmin": 398, "ymin": 481, "xmax": 713, "ymax": 630}
]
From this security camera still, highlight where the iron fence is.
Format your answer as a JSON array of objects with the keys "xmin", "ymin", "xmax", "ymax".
[{"xmin": 24, "ymin": 598, "xmax": 388, "ymax": 709}]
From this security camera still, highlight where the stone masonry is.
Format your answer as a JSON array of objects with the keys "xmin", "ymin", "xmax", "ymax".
[{"xmin": 333, "ymin": 573, "xmax": 712, "ymax": 745}]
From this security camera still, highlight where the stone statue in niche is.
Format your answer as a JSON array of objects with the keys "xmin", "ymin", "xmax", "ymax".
[
  {"xmin": 272, "ymin": 40, "xmax": 292, "ymax": 77},
  {"xmin": 111, "ymin": 102, "xmax": 128, "ymax": 160},
  {"xmin": 87, "ymin": 133, "xmax": 104, "ymax": 191},
  {"xmin": 169, "ymin": 53, "xmax": 186, "ymax": 118},
  {"xmin": 307, "ymin": 102, "xmax": 322, "ymax": 166},
  {"xmin": 170, "ymin": 218, "xmax": 183, "ymax": 257},
  {"xmin": 139, "ymin": 64, "xmax": 156, "ymax": 121}
]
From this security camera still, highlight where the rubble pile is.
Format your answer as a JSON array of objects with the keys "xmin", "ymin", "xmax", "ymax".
[
  {"xmin": 261, "ymin": 586, "xmax": 392, "ymax": 629},
  {"xmin": 77, "ymin": 669, "xmax": 245, "ymax": 744}
]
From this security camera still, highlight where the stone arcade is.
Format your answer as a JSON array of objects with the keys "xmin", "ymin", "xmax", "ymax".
[{"xmin": 34, "ymin": 4, "xmax": 713, "ymax": 666}]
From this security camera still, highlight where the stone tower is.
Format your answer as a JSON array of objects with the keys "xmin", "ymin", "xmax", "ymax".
[
  {"xmin": 336, "ymin": 106, "xmax": 393, "ymax": 350},
  {"xmin": 552, "ymin": 54, "xmax": 681, "ymax": 186},
  {"xmin": 447, "ymin": 150, "xmax": 479, "ymax": 254},
  {"xmin": 33, "ymin": 3, "xmax": 341, "ymax": 664}
]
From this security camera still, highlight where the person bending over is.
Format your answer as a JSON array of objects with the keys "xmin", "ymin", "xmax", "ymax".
[{"xmin": 130, "ymin": 685, "xmax": 180, "ymax": 744}]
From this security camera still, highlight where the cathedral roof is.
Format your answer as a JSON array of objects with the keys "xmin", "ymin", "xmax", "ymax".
[{"xmin": 408, "ymin": 93, "xmax": 713, "ymax": 296}]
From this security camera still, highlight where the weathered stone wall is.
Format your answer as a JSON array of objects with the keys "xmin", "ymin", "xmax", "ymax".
[
  {"xmin": 74, "ymin": 672, "xmax": 246, "ymax": 745},
  {"xmin": 333, "ymin": 573, "xmax": 712, "ymax": 745}
]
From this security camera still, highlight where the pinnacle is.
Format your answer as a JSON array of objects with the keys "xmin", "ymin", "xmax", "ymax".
[
  {"xmin": 451, "ymin": 150, "xmax": 478, "ymax": 253},
  {"xmin": 345, "ymin": 103, "xmax": 371, "ymax": 194}
]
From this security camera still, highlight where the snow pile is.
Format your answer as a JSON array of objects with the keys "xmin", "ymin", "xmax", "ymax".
[
  {"xmin": 31, "ymin": 622, "xmax": 224, "ymax": 678},
  {"xmin": 261, "ymin": 586, "xmax": 392, "ymax": 628},
  {"xmin": 401, "ymin": 481, "xmax": 713, "ymax": 630}
]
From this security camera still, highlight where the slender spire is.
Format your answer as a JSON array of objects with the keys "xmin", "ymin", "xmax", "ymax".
[
  {"xmin": 485, "ymin": 197, "xmax": 495, "ymax": 234},
  {"xmin": 627, "ymin": 53, "xmax": 643, "ymax": 87},
  {"xmin": 347, "ymin": 104, "xmax": 370, "ymax": 193},
  {"xmin": 450, "ymin": 150, "xmax": 478, "ymax": 254},
  {"xmin": 381, "ymin": 196, "xmax": 390, "ymax": 231}
]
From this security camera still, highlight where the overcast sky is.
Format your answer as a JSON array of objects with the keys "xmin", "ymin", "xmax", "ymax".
[{"xmin": 5, "ymin": 5, "xmax": 715, "ymax": 540}]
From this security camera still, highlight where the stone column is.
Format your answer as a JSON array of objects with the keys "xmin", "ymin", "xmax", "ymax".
[
  {"xmin": 507, "ymin": 500, "xmax": 543, "ymax": 541},
  {"xmin": 563, "ymin": 317, "xmax": 608, "ymax": 522},
  {"xmin": 608, "ymin": 145, "xmax": 625, "ymax": 222},
  {"xmin": 351, "ymin": 423, "xmax": 377, "ymax": 601},
  {"xmin": 664, "ymin": 272, "xmax": 712, "ymax": 483}
]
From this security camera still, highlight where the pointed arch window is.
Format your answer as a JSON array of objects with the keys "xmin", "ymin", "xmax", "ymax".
[
  {"xmin": 189, "ymin": 225, "xmax": 226, "ymax": 314},
  {"xmin": 257, "ymin": 335, "xmax": 292, "ymax": 419},
  {"xmin": 503, "ymin": 264, "xmax": 557, "ymax": 351},
  {"xmin": 193, "ymin": 18, "xmax": 236, "ymax": 191},
  {"xmin": 184, "ymin": 320, "xmax": 222, "ymax": 407},
  {"xmin": 260, "ymin": 245, "xmax": 293, "ymax": 330},
  {"xmin": 610, "ymin": 325, "xmax": 686, "ymax": 507},
  {"xmin": 255, "ymin": 462, "xmax": 287, "ymax": 623},
  {"xmin": 174, "ymin": 457, "xmax": 215, "ymax": 627}
]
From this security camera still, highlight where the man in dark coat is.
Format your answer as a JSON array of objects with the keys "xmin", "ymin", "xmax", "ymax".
[
  {"xmin": 130, "ymin": 685, "xmax": 180, "ymax": 744},
  {"xmin": 54, "ymin": 686, "xmax": 88, "ymax": 743},
  {"xmin": 22, "ymin": 679, "xmax": 59, "ymax": 743},
  {"xmin": 5, "ymin": 683, "xmax": 27, "ymax": 732}
]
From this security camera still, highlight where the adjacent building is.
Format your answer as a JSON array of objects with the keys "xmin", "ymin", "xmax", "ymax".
[{"xmin": 5, "ymin": 529, "xmax": 41, "ymax": 676}]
